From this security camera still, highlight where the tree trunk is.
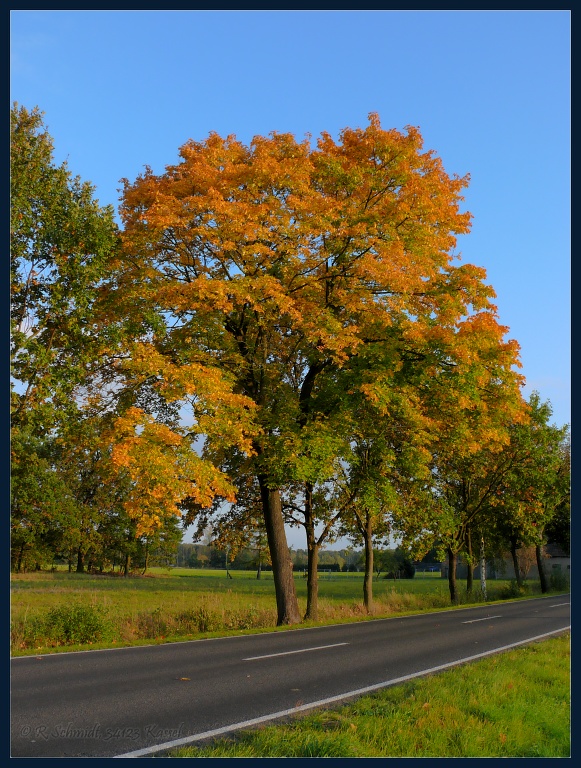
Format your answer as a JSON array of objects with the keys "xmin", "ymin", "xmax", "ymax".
[
  {"xmin": 479, "ymin": 536, "xmax": 487, "ymax": 601},
  {"xmin": 141, "ymin": 546, "xmax": 149, "ymax": 575},
  {"xmin": 259, "ymin": 477, "xmax": 301, "ymax": 625},
  {"xmin": 76, "ymin": 547, "xmax": 85, "ymax": 573},
  {"xmin": 363, "ymin": 515, "xmax": 374, "ymax": 613},
  {"xmin": 123, "ymin": 552, "xmax": 131, "ymax": 576},
  {"xmin": 510, "ymin": 536, "xmax": 522, "ymax": 587},
  {"xmin": 303, "ymin": 482, "xmax": 319, "ymax": 621},
  {"xmin": 447, "ymin": 547, "xmax": 458, "ymax": 604},
  {"xmin": 466, "ymin": 530, "xmax": 473, "ymax": 594},
  {"xmin": 536, "ymin": 542, "xmax": 548, "ymax": 593},
  {"xmin": 305, "ymin": 540, "xmax": 319, "ymax": 621},
  {"xmin": 16, "ymin": 542, "xmax": 25, "ymax": 573}
]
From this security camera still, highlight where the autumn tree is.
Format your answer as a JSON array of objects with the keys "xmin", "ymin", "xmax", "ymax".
[
  {"xmin": 115, "ymin": 113, "xmax": 513, "ymax": 624},
  {"xmin": 392, "ymin": 314, "xmax": 527, "ymax": 604}
]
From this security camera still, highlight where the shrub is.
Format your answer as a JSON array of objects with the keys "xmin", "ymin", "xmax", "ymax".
[
  {"xmin": 43, "ymin": 604, "xmax": 111, "ymax": 645},
  {"xmin": 499, "ymin": 580, "xmax": 531, "ymax": 599}
]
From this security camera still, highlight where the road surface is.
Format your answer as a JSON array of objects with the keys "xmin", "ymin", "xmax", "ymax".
[{"xmin": 10, "ymin": 594, "xmax": 570, "ymax": 757}]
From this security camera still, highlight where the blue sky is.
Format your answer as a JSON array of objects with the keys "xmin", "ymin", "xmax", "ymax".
[{"xmin": 11, "ymin": 10, "xmax": 570, "ymax": 547}]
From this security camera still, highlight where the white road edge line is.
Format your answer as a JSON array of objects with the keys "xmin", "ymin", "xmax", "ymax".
[
  {"xmin": 13, "ymin": 594, "xmax": 568, "ymax": 660},
  {"xmin": 462, "ymin": 616, "xmax": 502, "ymax": 624},
  {"xmin": 243, "ymin": 642, "xmax": 349, "ymax": 661},
  {"xmin": 114, "ymin": 626, "xmax": 570, "ymax": 759},
  {"xmin": 549, "ymin": 603, "xmax": 569, "ymax": 608}
]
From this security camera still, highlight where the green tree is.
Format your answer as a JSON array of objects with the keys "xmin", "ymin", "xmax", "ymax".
[
  {"xmin": 334, "ymin": 378, "xmax": 432, "ymax": 612},
  {"xmin": 545, "ymin": 495, "xmax": 570, "ymax": 557},
  {"xmin": 10, "ymin": 430, "xmax": 78, "ymax": 571},
  {"xmin": 10, "ymin": 103, "xmax": 120, "ymax": 570},
  {"xmin": 494, "ymin": 394, "xmax": 570, "ymax": 593},
  {"xmin": 10, "ymin": 104, "xmax": 118, "ymax": 435}
]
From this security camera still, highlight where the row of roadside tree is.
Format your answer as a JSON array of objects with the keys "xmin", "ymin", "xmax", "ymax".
[{"xmin": 11, "ymin": 104, "xmax": 570, "ymax": 621}]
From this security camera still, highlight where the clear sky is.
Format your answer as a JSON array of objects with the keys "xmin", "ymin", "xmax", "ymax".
[{"xmin": 10, "ymin": 10, "xmax": 571, "ymax": 549}]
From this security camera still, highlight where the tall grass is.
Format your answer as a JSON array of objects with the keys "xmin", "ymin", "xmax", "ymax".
[{"xmin": 10, "ymin": 568, "xmax": 551, "ymax": 655}]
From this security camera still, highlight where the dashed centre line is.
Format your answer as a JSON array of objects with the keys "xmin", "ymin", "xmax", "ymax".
[
  {"xmin": 462, "ymin": 616, "xmax": 502, "ymax": 624},
  {"xmin": 549, "ymin": 602, "xmax": 569, "ymax": 608},
  {"xmin": 243, "ymin": 642, "xmax": 349, "ymax": 661}
]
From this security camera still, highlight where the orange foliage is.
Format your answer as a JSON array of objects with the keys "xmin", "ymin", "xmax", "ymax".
[
  {"xmin": 103, "ymin": 408, "xmax": 237, "ymax": 537},
  {"xmin": 110, "ymin": 113, "xmax": 525, "ymax": 540}
]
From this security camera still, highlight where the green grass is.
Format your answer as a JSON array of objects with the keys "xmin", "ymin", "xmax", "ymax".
[
  {"xmin": 168, "ymin": 633, "xmax": 570, "ymax": 758},
  {"xmin": 10, "ymin": 567, "xmax": 553, "ymax": 656}
]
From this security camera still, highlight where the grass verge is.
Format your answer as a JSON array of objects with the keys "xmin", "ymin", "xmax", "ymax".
[{"xmin": 167, "ymin": 633, "xmax": 570, "ymax": 758}]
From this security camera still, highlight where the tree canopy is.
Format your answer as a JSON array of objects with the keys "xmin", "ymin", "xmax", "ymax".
[{"xmin": 11, "ymin": 106, "xmax": 569, "ymax": 619}]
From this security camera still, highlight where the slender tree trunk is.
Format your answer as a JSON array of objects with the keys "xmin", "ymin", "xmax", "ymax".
[
  {"xmin": 303, "ymin": 482, "xmax": 319, "ymax": 621},
  {"xmin": 536, "ymin": 542, "xmax": 548, "ymax": 593},
  {"xmin": 479, "ymin": 536, "xmax": 487, "ymax": 601},
  {"xmin": 466, "ymin": 530, "xmax": 473, "ymax": 594},
  {"xmin": 259, "ymin": 477, "xmax": 301, "ymax": 625},
  {"xmin": 256, "ymin": 558, "xmax": 261, "ymax": 580},
  {"xmin": 510, "ymin": 536, "xmax": 522, "ymax": 587},
  {"xmin": 363, "ymin": 515, "xmax": 374, "ymax": 613},
  {"xmin": 16, "ymin": 542, "xmax": 25, "ymax": 573},
  {"xmin": 447, "ymin": 547, "xmax": 458, "ymax": 604},
  {"xmin": 76, "ymin": 547, "xmax": 85, "ymax": 573},
  {"xmin": 305, "ymin": 540, "xmax": 319, "ymax": 621},
  {"xmin": 141, "ymin": 546, "xmax": 149, "ymax": 575},
  {"xmin": 123, "ymin": 552, "xmax": 131, "ymax": 576}
]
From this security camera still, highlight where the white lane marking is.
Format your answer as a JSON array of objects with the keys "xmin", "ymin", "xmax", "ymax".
[
  {"xmin": 242, "ymin": 642, "xmax": 349, "ymax": 661},
  {"xmin": 114, "ymin": 626, "xmax": 570, "ymax": 758},
  {"xmin": 549, "ymin": 603, "xmax": 570, "ymax": 608},
  {"xmin": 462, "ymin": 615, "xmax": 502, "ymax": 624}
]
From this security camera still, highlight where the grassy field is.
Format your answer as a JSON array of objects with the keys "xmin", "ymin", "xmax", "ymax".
[
  {"xmin": 167, "ymin": 633, "xmax": 570, "ymax": 758},
  {"xmin": 11, "ymin": 567, "xmax": 554, "ymax": 655}
]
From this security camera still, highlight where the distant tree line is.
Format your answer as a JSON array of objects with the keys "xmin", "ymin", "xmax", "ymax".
[{"xmin": 174, "ymin": 543, "xmax": 416, "ymax": 579}]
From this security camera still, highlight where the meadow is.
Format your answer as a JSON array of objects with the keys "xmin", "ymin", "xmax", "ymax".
[{"xmin": 10, "ymin": 567, "xmax": 550, "ymax": 655}]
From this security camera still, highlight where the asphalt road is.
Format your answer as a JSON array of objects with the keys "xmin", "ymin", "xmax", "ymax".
[{"xmin": 11, "ymin": 594, "xmax": 570, "ymax": 758}]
